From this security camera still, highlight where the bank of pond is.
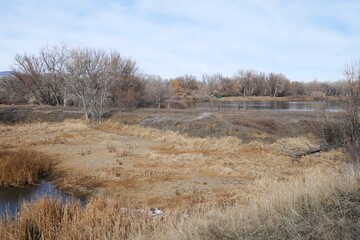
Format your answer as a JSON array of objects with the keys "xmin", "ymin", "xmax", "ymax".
[
  {"xmin": 0, "ymin": 149, "xmax": 83, "ymax": 218},
  {"xmin": 0, "ymin": 181, "xmax": 78, "ymax": 218}
]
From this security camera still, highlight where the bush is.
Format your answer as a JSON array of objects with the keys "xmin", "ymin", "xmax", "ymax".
[
  {"xmin": 311, "ymin": 91, "xmax": 326, "ymax": 101},
  {"xmin": 319, "ymin": 61, "xmax": 360, "ymax": 161}
]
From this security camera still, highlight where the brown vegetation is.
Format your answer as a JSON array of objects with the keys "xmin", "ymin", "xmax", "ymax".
[
  {"xmin": 0, "ymin": 98, "xmax": 358, "ymax": 239},
  {"xmin": 0, "ymin": 163, "xmax": 359, "ymax": 240},
  {"xmin": 315, "ymin": 60, "xmax": 360, "ymax": 162},
  {"xmin": 0, "ymin": 149, "xmax": 52, "ymax": 187},
  {"xmin": 0, "ymin": 197, "xmax": 154, "ymax": 239}
]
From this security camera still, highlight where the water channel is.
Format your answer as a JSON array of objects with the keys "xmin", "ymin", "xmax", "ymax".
[
  {"xmin": 192, "ymin": 100, "xmax": 341, "ymax": 112},
  {"xmin": 0, "ymin": 181, "xmax": 78, "ymax": 218}
]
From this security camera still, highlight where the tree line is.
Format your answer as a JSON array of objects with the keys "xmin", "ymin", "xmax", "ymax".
[{"xmin": 0, "ymin": 44, "xmax": 354, "ymax": 121}]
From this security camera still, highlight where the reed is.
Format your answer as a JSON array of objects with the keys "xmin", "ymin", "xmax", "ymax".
[
  {"xmin": 0, "ymin": 149, "xmax": 52, "ymax": 187},
  {"xmin": 0, "ymin": 197, "xmax": 164, "ymax": 240}
]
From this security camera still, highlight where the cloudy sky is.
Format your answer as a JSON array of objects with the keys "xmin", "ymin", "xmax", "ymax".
[{"xmin": 1, "ymin": 0, "xmax": 359, "ymax": 81}]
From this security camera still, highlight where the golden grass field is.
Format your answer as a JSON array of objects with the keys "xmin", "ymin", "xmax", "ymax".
[{"xmin": 0, "ymin": 106, "xmax": 358, "ymax": 239}]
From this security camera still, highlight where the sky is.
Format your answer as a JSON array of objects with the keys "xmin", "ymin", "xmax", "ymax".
[{"xmin": 1, "ymin": 0, "xmax": 360, "ymax": 82}]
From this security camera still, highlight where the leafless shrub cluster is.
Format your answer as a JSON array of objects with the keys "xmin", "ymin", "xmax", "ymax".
[
  {"xmin": 311, "ymin": 91, "xmax": 326, "ymax": 101},
  {"xmin": 318, "ymin": 60, "xmax": 360, "ymax": 161}
]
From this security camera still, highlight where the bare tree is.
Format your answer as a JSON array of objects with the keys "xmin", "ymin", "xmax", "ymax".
[
  {"xmin": 143, "ymin": 75, "xmax": 177, "ymax": 107},
  {"xmin": 12, "ymin": 54, "xmax": 48, "ymax": 104},
  {"xmin": 11, "ymin": 44, "xmax": 69, "ymax": 105},
  {"xmin": 202, "ymin": 73, "xmax": 222, "ymax": 96},
  {"xmin": 64, "ymin": 48, "xmax": 111, "ymax": 122},
  {"xmin": 109, "ymin": 52, "xmax": 143, "ymax": 109},
  {"xmin": 267, "ymin": 73, "xmax": 290, "ymax": 97},
  {"xmin": 40, "ymin": 44, "xmax": 69, "ymax": 106},
  {"xmin": 0, "ymin": 75, "xmax": 30, "ymax": 104},
  {"xmin": 252, "ymin": 72, "xmax": 267, "ymax": 96},
  {"xmin": 289, "ymin": 81, "xmax": 306, "ymax": 96},
  {"xmin": 234, "ymin": 70, "xmax": 258, "ymax": 96}
]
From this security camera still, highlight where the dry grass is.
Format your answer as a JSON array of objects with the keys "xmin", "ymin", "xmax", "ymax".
[
  {"xmin": 0, "ymin": 120, "xmax": 98, "ymax": 148},
  {"xmin": 101, "ymin": 121, "xmax": 243, "ymax": 153},
  {"xmin": 0, "ymin": 117, "xmax": 346, "ymax": 206},
  {"xmin": 0, "ymin": 197, "xmax": 157, "ymax": 240},
  {"xmin": 0, "ymin": 108, "xmax": 358, "ymax": 239},
  {"xmin": 0, "ymin": 149, "xmax": 52, "ymax": 187},
  {"xmin": 135, "ymin": 163, "xmax": 360, "ymax": 240},
  {"xmin": 0, "ymin": 163, "xmax": 359, "ymax": 240}
]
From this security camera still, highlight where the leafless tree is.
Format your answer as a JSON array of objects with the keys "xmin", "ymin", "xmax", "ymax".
[
  {"xmin": 64, "ymin": 48, "xmax": 111, "ymax": 122},
  {"xmin": 0, "ymin": 75, "xmax": 30, "ymax": 104},
  {"xmin": 267, "ymin": 73, "xmax": 290, "ymax": 97},
  {"xmin": 11, "ymin": 44, "xmax": 69, "ymax": 105},
  {"xmin": 235, "ymin": 70, "xmax": 253, "ymax": 96},
  {"xmin": 109, "ymin": 52, "xmax": 143, "ymax": 109},
  {"xmin": 12, "ymin": 54, "xmax": 48, "ymax": 104},
  {"xmin": 143, "ymin": 75, "xmax": 174, "ymax": 108},
  {"xmin": 40, "ymin": 44, "xmax": 70, "ymax": 106},
  {"xmin": 289, "ymin": 81, "xmax": 306, "ymax": 96},
  {"xmin": 202, "ymin": 73, "xmax": 223, "ymax": 96},
  {"xmin": 252, "ymin": 72, "xmax": 268, "ymax": 96}
]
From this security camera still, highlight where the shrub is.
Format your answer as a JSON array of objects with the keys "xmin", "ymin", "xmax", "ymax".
[
  {"xmin": 311, "ymin": 91, "xmax": 326, "ymax": 101},
  {"xmin": 319, "ymin": 61, "xmax": 360, "ymax": 161}
]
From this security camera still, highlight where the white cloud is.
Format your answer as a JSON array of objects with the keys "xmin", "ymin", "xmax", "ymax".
[{"xmin": 0, "ymin": 0, "xmax": 359, "ymax": 81}]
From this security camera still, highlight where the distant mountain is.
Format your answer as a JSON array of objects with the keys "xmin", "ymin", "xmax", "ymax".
[{"xmin": 0, "ymin": 71, "xmax": 13, "ymax": 77}]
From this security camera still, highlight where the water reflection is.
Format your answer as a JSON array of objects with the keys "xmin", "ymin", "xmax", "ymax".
[
  {"xmin": 0, "ymin": 181, "xmax": 76, "ymax": 218},
  {"xmin": 193, "ymin": 101, "xmax": 341, "ymax": 112}
]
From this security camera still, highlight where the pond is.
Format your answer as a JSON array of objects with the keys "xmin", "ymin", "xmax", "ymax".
[
  {"xmin": 0, "ymin": 181, "xmax": 79, "ymax": 218},
  {"xmin": 192, "ymin": 101, "xmax": 341, "ymax": 112}
]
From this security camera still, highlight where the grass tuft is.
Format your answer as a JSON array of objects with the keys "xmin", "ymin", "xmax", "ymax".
[{"xmin": 0, "ymin": 149, "xmax": 52, "ymax": 187}]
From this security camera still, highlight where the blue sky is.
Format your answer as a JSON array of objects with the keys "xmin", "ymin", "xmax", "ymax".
[{"xmin": 1, "ymin": 0, "xmax": 359, "ymax": 81}]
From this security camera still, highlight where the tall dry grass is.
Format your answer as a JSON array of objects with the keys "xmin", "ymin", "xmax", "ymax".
[
  {"xmin": 137, "ymin": 163, "xmax": 360, "ymax": 240},
  {"xmin": 0, "ymin": 197, "xmax": 168, "ymax": 240},
  {"xmin": 0, "ymin": 149, "xmax": 52, "ymax": 187},
  {"xmin": 0, "ymin": 120, "xmax": 94, "ymax": 148},
  {"xmin": 1, "ymin": 163, "xmax": 359, "ymax": 240}
]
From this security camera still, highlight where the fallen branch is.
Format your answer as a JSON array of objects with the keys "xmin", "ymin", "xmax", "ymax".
[{"xmin": 291, "ymin": 145, "xmax": 331, "ymax": 162}]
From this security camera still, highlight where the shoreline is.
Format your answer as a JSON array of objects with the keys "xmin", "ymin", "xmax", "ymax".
[{"xmin": 209, "ymin": 96, "xmax": 342, "ymax": 102}]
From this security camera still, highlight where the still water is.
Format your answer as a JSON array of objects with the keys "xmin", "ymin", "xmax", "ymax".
[
  {"xmin": 0, "ymin": 181, "xmax": 76, "ymax": 218},
  {"xmin": 193, "ymin": 101, "xmax": 341, "ymax": 112}
]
